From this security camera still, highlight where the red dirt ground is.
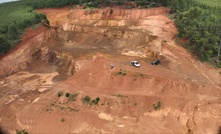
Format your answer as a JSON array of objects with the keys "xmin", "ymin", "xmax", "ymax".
[{"xmin": 0, "ymin": 6, "xmax": 220, "ymax": 134}]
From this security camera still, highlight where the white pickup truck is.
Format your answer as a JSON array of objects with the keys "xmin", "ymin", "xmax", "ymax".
[{"xmin": 130, "ymin": 61, "xmax": 140, "ymax": 67}]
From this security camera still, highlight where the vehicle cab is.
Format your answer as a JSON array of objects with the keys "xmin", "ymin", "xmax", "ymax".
[{"xmin": 130, "ymin": 61, "xmax": 140, "ymax": 67}]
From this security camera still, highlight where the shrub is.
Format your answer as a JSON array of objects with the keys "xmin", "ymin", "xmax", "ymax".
[
  {"xmin": 115, "ymin": 70, "xmax": 126, "ymax": 76},
  {"xmin": 82, "ymin": 96, "xmax": 101, "ymax": 105},
  {"xmin": 109, "ymin": 8, "xmax": 113, "ymax": 14},
  {"xmin": 16, "ymin": 129, "xmax": 28, "ymax": 134},
  {"xmin": 113, "ymin": 94, "xmax": 128, "ymax": 98},
  {"xmin": 61, "ymin": 118, "xmax": 65, "ymax": 122},
  {"xmin": 82, "ymin": 96, "xmax": 91, "ymax": 104},
  {"xmin": 153, "ymin": 101, "xmax": 161, "ymax": 110},
  {"xmin": 65, "ymin": 93, "xmax": 70, "ymax": 97},
  {"xmin": 91, "ymin": 97, "xmax": 100, "ymax": 105},
  {"xmin": 68, "ymin": 93, "xmax": 79, "ymax": 101},
  {"xmin": 139, "ymin": 73, "xmax": 144, "ymax": 77},
  {"xmin": 60, "ymin": 106, "xmax": 65, "ymax": 110},
  {"xmin": 116, "ymin": 1, "xmax": 124, "ymax": 6},
  {"xmin": 104, "ymin": 0, "xmax": 111, "ymax": 6},
  {"xmin": 57, "ymin": 91, "xmax": 63, "ymax": 97}
]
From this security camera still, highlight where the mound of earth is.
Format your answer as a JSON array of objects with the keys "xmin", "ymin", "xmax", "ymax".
[{"xmin": 0, "ymin": 6, "xmax": 220, "ymax": 134}]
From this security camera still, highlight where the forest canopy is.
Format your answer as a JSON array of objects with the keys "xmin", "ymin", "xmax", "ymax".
[{"xmin": 172, "ymin": 0, "xmax": 221, "ymax": 66}]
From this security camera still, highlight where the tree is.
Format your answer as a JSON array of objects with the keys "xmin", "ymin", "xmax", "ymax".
[
  {"xmin": 175, "ymin": 7, "xmax": 221, "ymax": 62},
  {"xmin": 171, "ymin": 0, "xmax": 179, "ymax": 12},
  {"xmin": 0, "ymin": 34, "xmax": 10, "ymax": 54},
  {"xmin": 7, "ymin": 23, "xmax": 19, "ymax": 40},
  {"xmin": 178, "ymin": 0, "xmax": 187, "ymax": 10}
]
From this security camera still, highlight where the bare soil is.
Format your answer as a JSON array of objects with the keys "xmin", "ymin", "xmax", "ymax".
[{"xmin": 0, "ymin": 6, "xmax": 220, "ymax": 134}]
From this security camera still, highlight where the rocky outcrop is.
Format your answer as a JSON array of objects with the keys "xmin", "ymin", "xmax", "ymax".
[{"xmin": 67, "ymin": 7, "xmax": 170, "ymax": 20}]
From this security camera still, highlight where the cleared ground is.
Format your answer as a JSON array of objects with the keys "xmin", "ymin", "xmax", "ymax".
[{"xmin": 0, "ymin": 6, "xmax": 220, "ymax": 134}]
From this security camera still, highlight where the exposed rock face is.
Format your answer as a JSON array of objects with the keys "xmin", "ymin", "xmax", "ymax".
[
  {"xmin": 67, "ymin": 7, "xmax": 170, "ymax": 20},
  {"xmin": 0, "ymin": 8, "xmax": 173, "ymax": 78},
  {"xmin": 0, "ymin": 7, "xmax": 220, "ymax": 134},
  {"xmin": 0, "ymin": 26, "xmax": 52, "ymax": 78}
]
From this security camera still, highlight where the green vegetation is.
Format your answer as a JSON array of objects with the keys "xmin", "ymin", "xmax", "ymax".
[
  {"xmin": 65, "ymin": 93, "xmax": 70, "ymax": 97},
  {"xmin": 57, "ymin": 91, "xmax": 79, "ymax": 101},
  {"xmin": 91, "ymin": 97, "xmax": 100, "ymax": 105},
  {"xmin": 60, "ymin": 106, "xmax": 65, "ymax": 110},
  {"xmin": 116, "ymin": 1, "xmax": 124, "ymax": 6},
  {"xmin": 57, "ymin": 91, "xmax": 64, "ymax": 97},
  {"xmin": 0, "ymin": 0, "xmax": 165, "ymax": 55},
  {"xmin": 0, "ymin": 0, "xmax": 48, "ymax": 54},
  {"xmin": 82, "ymin": 96, "xmax": 91, "ymax": 104},
  {"xmin": 153, "ymin": 101, "xmax": 161, "ymax": 110},
  {"xmin": 172, "ymin": 0, "xmax": 221, "ymax": 66},
  {"xmin": 113, "ymin": 94, "xmax": 128, "ymax": 98},
  {"xmin": 48, "ymin": 100, "xmax": 79, "ymax": 112},
  {"xmin": 67, "ymin": 92, "xmax": 79, "ymax": 101},
  {"xmin": 132, "ymin": 72, "xmax": 151, "ymax": 81},
  {"xmin": 50, "ymin": 101, "xmax": 56, "ymax": 106},
  {"xmin": 16, "ymin": 129, "xmax": 28, "ymax": 134},
  {"xmin": 67, "ymin": 106, "xmax": 79, "ymax": 112},
  {"xmin": 81, "ymin": 96, "xmax": 100, "ymax": 105},
  {"xmin": 109, "ymin": 8, "xmax": 113, "ymax": 14},
  {"xmin": 61, "ymin": 118, "xmax": 65, "ymax": 122},
  {"xmin": 1, "ymin": 0, "xmax": 220, "ymax": 67},
  {"xmin": 193, "ymin": 0, "xmax": 221, "ymax": 7},
  {"xmin": 115, "ymin": 70, "xmax": 127, "ymax": 76},
  {"xmin": 134, "ymin": 102, "xmax": 138, "ymax": 106}
]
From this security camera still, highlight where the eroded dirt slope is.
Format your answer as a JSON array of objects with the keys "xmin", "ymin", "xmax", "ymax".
[{"xmin": 0, "ymin": 6, "xmax": 220, "ymax": 134}]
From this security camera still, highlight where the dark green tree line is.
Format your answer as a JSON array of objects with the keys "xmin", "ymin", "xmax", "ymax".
[
  {"xmin": 0, "ymin": 2, "xmax": 49, "ymax": 55},
  {"xmin": 172, "ymin": 0, "xmax": 221, "ymax": 65},
  {"xmin": 0, "ymin": 34, "xmax": 10, "ymax": 54}
]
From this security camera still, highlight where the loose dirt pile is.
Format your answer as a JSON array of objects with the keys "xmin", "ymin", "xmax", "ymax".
[{"xmin": 0, "ymin": 6, "xmax": 220, "ymax": 134}]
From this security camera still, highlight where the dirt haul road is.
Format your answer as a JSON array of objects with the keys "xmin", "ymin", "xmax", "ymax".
[{"xmin": 0, "ymin": 6, "xmax": 220, "ymax": 134}]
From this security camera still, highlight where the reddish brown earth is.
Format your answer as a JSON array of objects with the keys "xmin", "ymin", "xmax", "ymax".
[{"xmin": 0, "ymin": 6, "xmax": 221, "ymax": 134}]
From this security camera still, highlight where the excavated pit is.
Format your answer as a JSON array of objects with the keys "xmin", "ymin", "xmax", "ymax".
[{"xmin": 0, "ymin": 7, "xmax": 220, "ymax": 134}]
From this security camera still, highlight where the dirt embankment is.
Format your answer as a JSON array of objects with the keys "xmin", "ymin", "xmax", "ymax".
[
  {"xmin": 0, "ymin": 6, "xmax": 220, "ymax": 134},
  {"xmin": 0, "ymin": 26, "xmax": 51, "ymax": 78}
]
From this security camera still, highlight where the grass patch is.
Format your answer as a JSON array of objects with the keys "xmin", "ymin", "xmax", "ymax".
[
  {"xmin": 48, "ymin": 100, "xmax": 78, "ymax": 112},
  {"xmin": 134, "ymin": 102, "xmax": 138, "ymax": 106},
  {"xmin": 91, "ymin": 97, "xmax": 100, "ymax": 105},
  {"xmin": 67, "ymin": 93, "xmax": 79, "ymax": 101},
  {"xmin": 115, "ymin": 70, "xmax": 127, "ymax": 76},
  {"xmin": 67, "ymin": 106, "xmax": 79, "ymax": 112},
  {"xmin": 113, "ymin": 94, "xmax": 128, "ymax": 98},
  {"xmin": 82, "ymin": 96, "xmax": 91, "ymax": 104},
  {"xmin": 50, "ymin": 101, "xmax": 56, "ymax": 106},
  {"xmin": 152, "ymin": 101, "xmax": 161, "ymax": 110},
  {"xmin": 57, "ymin": 91, "xmax": 64, "ymax": 97},
  {"xmin": 81, "ymin": 96, "xmax": 100, "ymax": 105},
  {"xmin": 16, "ymin": 129, "xmax": 28, "ymax": 134},
  {"xmin": 61, "ymin": 118, "xmax": 65, "ymax": 122},
  {"xmin": 60, "ymin": 106, "xmax": 65, "ymax": 110},
  {"xmin": 132, "ymin": 72, "xmax": 151, "ymax": 80}
]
